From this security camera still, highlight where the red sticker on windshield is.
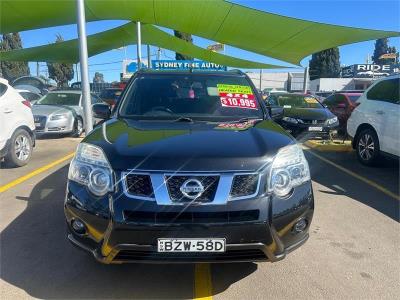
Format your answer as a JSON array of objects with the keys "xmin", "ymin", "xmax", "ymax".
[{"xmin": 219, "ymin": 93, "xmax": 258, "ymax": 110}]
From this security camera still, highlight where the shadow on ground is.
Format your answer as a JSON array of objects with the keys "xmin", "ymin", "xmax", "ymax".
[
  {"xmin": 0, "ymin": 165, "xmax": 256, "ymax": 299},
  {"xmin": 305, "ymin": 150, "xmax": 399, "ymax": 222}
]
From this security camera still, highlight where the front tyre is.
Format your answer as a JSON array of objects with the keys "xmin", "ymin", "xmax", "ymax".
[
  {"xmin": 72, "ymin": 117, "xmax": 84, "ymax": 138},
  {"xmin": 4, "ymin": 129, "xmax": 33, "ymax": 167},
  {"xmin": 356, "ymin": 128, "xmax": 380, "ymax": 166}
]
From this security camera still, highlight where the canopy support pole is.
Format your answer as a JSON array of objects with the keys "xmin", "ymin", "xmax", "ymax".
[
  {"xmin": 76, "ymin": 0, "xmax": 93, "ymax": 133},
  {"xmin": 147, "ymin": 44, "xmax": 151, "ymax": 68},
  {"xmin": 136, "ymin": 22, "xmax": 142, "ymax": 70},
  {"xmin": 303, "ymin": 67, "xmax": 309, "ymax": 94}
]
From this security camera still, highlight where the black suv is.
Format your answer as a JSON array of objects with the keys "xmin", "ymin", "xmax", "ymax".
[{"xmin": 65, "ymin": 70, "xmax": 314, "ymax": 263}]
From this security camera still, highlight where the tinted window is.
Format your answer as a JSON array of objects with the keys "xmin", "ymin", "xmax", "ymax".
[
  {"xmin": 120, "ymin": 74, "xmax": 263, "ymax": 120},
  {"xmin": 275, "ymin": 94, "xmax": 323, "ymax": 109},
  {"xmin": 20, "ymin": 92, "xmax": 41, "ymax": 101},
  {"xmin": 323, "ymin": 95, "xmax": 335, "ymax": 106},
  {"xmin": 367, "ymin": 78, "xmax": 399, "ymax": 104},
  {"xmin": 91, "ymin": 94, "xmax": 102, "ymax": 104},
  {"xmin": 36, "ymin": 93, "xmax": 81, "ymax": 106},
  {"xmin": 348, "ymin": 95, "xmax": 361, "ymax": 102},
  {"xmin": 0, "ymin": 83, "xmax": 7, "ymax": 97},
  {"xmin": 267, "ymin": 95, "xmax": 279, "ymax": 106}
]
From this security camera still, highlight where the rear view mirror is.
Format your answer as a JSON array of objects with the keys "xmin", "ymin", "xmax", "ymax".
[{"xmin": 92, "ymin": 103, "xmax": 111, "ymax": 120}]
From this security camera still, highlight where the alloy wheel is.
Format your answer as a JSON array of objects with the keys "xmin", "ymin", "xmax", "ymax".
[
  {"xmin": 358, "ymin": 133, "xmax": 375, "ymax": 161},
  {"xmin": 14, "ymin": 135, "xmax": 30, "ymax": 161}
]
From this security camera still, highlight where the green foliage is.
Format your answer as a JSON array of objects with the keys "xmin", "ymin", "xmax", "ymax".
[
  {"xmin": 0, "ymin": 33, "xmax": 30, "ymax": 81},
  {"xmin": 372, "ymin": 38, "xmax": 398, "ymax": 65},
  {"xmin": 93, "ymin": 72, "xmax": 104, "ymax": 83},
  {"xmin": 173, "ymin": 31, "xmax": 193, "ymax": 60},
  {"xmin": 46, "ymin": 34, "xmax": 74, "ymax": 87},
  {"xmin": 309, "ymin": 47, "xmax": 341, "ymax": 80}
]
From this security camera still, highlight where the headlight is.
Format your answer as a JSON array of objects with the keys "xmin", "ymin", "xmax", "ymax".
[
  {"xmin": 268, "ymin": 144, "xmax": 310, "ymax": 198},
  {"xmin": 282, "ymin": 117, "xmax": 298, "ymax": 124},
  {"xmin": 326, "ymin": 116, "xmax": 338, "ymax": 125},
  {"xmin": 50, "ymin": 113, "xmax": 69, "ymax": 121},
  {"xmin": 68, "ymin": 143, "xmax": 114, "ymax": 196}
]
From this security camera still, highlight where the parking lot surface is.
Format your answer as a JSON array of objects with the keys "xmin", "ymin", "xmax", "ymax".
[{"xmin": 1, "ymin": 137, "xmax": 399, "ymax": 299}]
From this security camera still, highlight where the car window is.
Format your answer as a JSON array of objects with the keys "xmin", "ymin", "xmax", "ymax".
[
  {"xmin": 323, "ymin": 95, "xmax": 335, "ymax": 106},
  {"xmin": 367, "ymin": 78, "xmax": 399, "ymax": 104},
  {"xmin": 348, "ymin": 95, "xmax": 361, "ymax": 102},
  {"xmin": 119, "ymin": 74, "xmax": 264, "ymax": 120},
  {"xmin": 335, "ymin": 94, "xmax": 348, "ymax": 106},
  {"xmin": 20, "ymin": 92, "xmax": 41, "ymax": 101},
  {"xmin": 0, "ymin": 83, "xmax": 7, "ymax": 98},
  {"xmin": 267, "ymin": 95, "xmax": 278, "ymax": 106},
  {"xmin": 36, "ymin": 92, "xmax": 81, "ymax": 106}
]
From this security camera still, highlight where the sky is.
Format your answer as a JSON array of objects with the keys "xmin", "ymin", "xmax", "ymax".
[{"xmin": 18, "ymin": 0, "xmax": 400, "ymax": 83}]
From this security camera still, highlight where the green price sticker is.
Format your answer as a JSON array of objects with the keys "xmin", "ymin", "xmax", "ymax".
[{"xmin": 217, "ymin": 84, "xmax": 253, "ymax": 95}]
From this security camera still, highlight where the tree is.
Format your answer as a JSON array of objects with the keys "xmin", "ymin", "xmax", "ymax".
[
  {"xmin": 309, "ymin": 47, "xmax": 341, "ymax": 80},
  {"xmin": 93, "ymin": 72, "xmax": 104, "ymax": 83},
  {"xmin": 46, "ymin": 34, "xmax": 74, "ymax": 87},
  {"xmin": 173, "ymin": 31, "xmax": 193, "ymax": 60},
  {"xmin": 0, "ymin": 33, "xmax": 30, "ymax": 81}
]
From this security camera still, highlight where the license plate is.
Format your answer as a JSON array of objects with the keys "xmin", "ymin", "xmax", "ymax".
[
  {"xmin": 308, "ymin": 126, "xmax": 323, "ymax": 131},
  {"xmin": 157, "ymin": 238, "xmax": 226, "ymax": 253},
  {"xmin": 35, "ymin": 122, "xmax": 41, "ymax": 127}
]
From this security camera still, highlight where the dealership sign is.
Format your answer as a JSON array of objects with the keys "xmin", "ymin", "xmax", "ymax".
[
  {"xmin": 152, "ymin": 60, "xmax": 227, "ymax": 71},
  {"xmin": 342, "ymin": 64, "xmax": 394, "ymax": 78}
]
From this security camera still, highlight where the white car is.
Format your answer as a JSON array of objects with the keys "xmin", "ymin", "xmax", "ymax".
[
  {"xmin": 0, "ymin": 78, "xmax": 36, "ymax": 167},
  {"xmin": 347, "ymin": 75, "xmax": 399, "ymax": 166}
]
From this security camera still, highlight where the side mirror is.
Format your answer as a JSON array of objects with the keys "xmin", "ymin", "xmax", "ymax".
[
  {"xmin": 92, "ymin": 103, "xmax": 111, "ymax": 119},
  {"xmin": 270, "ymin": 106, "xmax": 284, "ymax": 121}
]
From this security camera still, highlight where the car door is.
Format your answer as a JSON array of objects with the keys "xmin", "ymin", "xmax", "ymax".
[
  {"xmin": 365, "ymin": 78, "xmax": 399, "ymax": 156},
  {"xmin": 0, "ymin": 82, "xmax": 12, "ymax": 150},
  {"xmin": 330, "ymin": 94, "xmax": 349, "ymax": 131}
]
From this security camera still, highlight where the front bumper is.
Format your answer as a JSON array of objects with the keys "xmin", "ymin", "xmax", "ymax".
[
  {"xmin": 34, "ymin": 116, "xmax": 74, "ymax": 135},
  {"xmin": 281, "ymin": 122, "xmax": 338, "ymax": 140},
  {"xmin": 64, "ymin": 177, "xmax": 314, "ymax": 264}
]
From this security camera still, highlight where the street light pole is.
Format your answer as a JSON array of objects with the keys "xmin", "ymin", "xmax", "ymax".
[
  {"xmin": 147, "ymin": 44, "xmax": 151, "ymax": 69},
  {"xmin": 76, "ymin": 0, "xmax": 93, "ymax": 133},
  {"xmin": 136, "ymin": 21, "xmax": 142, "ymax": 70}
]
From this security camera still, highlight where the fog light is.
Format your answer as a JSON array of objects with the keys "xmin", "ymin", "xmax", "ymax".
[
  {"xmin": 71, "ymin": 219, "xmax": 86, "ymax": 234},
  {"xmin": 293, "ymin": 219, "xmax": 307, "ymax": 233}
]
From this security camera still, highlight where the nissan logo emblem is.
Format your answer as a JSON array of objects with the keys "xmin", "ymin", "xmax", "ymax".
[{"xmin": 180, "ymin": 179, "xmax": 205, "ymax": 200}]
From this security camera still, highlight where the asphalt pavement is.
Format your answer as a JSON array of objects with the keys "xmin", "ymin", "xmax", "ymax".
[{"xmin": 0, "ymin": 137, "xmax": 399, "ymax": 299}]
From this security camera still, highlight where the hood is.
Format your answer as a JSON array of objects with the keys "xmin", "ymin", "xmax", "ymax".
[
  {"xmin": 283, "ymin": 107, "xmax": 333, "ymax": 120},
  {"xmin": 84, "ymin": 118, "xmax": 295, "ymax": 172},
  {"xmin": 32, "ymin": 105, "xmax": 75, "ymax": 116}
]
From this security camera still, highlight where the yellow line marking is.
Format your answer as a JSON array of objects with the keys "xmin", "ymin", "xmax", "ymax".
[
  {"xmin": 0, "ymin": 152, "xmax": 75, "ymax": 193},
  {"xmin": 305, "ymin": 148, "xmax": 400, "ymax": 201},
  {"xmin": 194, "ymin": 263, "xmax": 213, "ymax": 300}
]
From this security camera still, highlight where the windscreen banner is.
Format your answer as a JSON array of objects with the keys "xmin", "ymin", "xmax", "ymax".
[{"xmin": 152, "ymin": 60, "xmax": 227, "ymax": 71}]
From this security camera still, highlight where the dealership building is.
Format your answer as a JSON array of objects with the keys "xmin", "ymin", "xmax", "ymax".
[{"xmin": 247, "ymin": 63, "xmax": 398, "ymax": 93}]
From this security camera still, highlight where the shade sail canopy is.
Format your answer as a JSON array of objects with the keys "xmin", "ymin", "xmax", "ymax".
[
  {"xmin": 1, "ymin": 0, "xmax": 398, "ymax": 65},
  {"xmin": 0, "ymin": 22, "xmax": 286, "ymax": 69}
]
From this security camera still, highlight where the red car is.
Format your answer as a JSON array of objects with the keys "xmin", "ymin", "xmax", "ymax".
[{"xmin": 323, "ymin": 92, "xmax": 362, "ymax": 135}]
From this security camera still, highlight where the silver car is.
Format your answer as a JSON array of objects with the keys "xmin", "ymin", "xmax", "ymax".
[{"xmin": 32, "ymin": 90, "xmax": 103, "ymax": 137}]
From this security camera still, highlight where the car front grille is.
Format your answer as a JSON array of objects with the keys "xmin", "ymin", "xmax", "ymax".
[
  {"xmin": 125, "ymin": 174, "xmax": 154, "ymax": 198},
  {"xmin": 165, "ymin": 175, "xmax": 219, "ymax": 202},
  {"xmin": 123, "ymin": 210, "xmax": 259, "ymax": 224},
  {"xmin": 300, "ymin": 119, "xmax": 325, "ymax": 125},
  {"xmin": 34, "ymin": 115, "xmax": 47, "ymax": 130},
  {"xmin": 113, "ymin": 248, "xmax": 267, "ymax": 262},
  {"xmin": 230, "ymin": 174, "xmax": 259, "ymax": 198}
]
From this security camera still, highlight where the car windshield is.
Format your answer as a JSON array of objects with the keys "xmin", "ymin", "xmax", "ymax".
[
  {"xmin": 275, "ymin": 94, "xmax": 323, "ymax": 109},
  {"xmin": 119, "ymin": 74, "xmax": 264, "ymax": 121},
  {"xmin": 36, "ymin": 92, "xmax": 80, "ymax": 106}
]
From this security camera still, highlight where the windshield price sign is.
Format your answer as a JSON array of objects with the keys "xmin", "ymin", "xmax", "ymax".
[{"xmin": 217, "ymin": 84, "xmax": 257, "ymax": 110}]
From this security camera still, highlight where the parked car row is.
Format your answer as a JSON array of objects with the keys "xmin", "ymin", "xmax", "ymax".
[{"xmin": 0, "ymin": 78, "xmax": 123, "ymax": 167}]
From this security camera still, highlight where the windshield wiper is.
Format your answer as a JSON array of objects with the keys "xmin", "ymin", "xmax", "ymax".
[{"xmin": 173, "ymin": 116, "xmax": 194, "ymax": 123}]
